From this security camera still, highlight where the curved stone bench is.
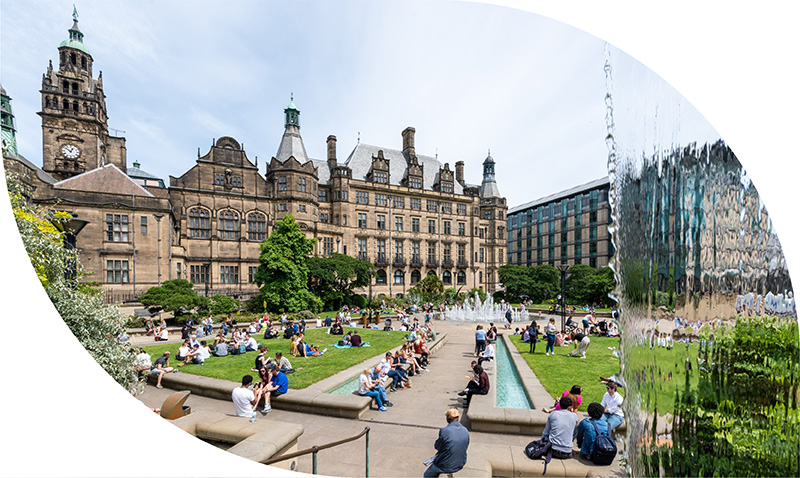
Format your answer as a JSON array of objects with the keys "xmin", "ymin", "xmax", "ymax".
[
  {"xmin": 172, "ymin": 410, "xmax": 303, "ymax": 469},
  {"xmin": 149, "ymin": 331, "xmax": 448, "ymax": 419}
]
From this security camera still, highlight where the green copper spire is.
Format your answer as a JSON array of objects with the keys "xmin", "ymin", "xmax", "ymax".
[
  {"xmin": 1, "ymin": 84, "xmax": 19, "ymax": 157},
  {"xmin": 284, "ymin": 93, "xmax": 300, "ymax": 128},
  {"xmin": 60, "ymin": 5, "xmax": 90, "ymax": 54}
]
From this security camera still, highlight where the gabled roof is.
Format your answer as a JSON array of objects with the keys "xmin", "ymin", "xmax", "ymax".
[
  {"xmin": 343, "ymin": 143, "xmax": 464, "ymax": 194},
  {"xmin": 8, "ymin": 153, "xmax": 57, "ymax": 185},
  {"xmin": 53, "ymin": 163, "xmax": 154, "ymax": 197}
]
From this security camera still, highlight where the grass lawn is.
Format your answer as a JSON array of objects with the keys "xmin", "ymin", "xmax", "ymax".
[
  {"xmin": 143, "ymin": 327, "xmax": 408, "ymax": 389},
  {"xmin": 625, "ymin": 341, "xmax": 699, "ymax": 413},
  {"xmin": 508, "ymin": 334, "xmax": 622, "ymax": 411}
]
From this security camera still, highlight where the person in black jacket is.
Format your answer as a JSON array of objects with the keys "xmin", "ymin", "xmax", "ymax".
[
  {"xmin": 457, "ymin": 364, "xmax": 490, "ymax": 407},
  {"xmin": 424, "ymin": 408, "xmax": 470, "ymax": 477}
]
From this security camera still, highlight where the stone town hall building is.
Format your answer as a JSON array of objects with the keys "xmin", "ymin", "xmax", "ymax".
[{"xmin": 3, "ymin": 13, "xmax": 507, "ymax": 304}]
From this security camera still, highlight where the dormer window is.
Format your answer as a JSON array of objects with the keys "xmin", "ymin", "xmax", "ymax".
[
  {"xmin": 409, "ymin": 177, "xmax": 422, "ymax": 189},
  {"xmin": 374, "ymin": 171, "xmax": 388, "ymax": 184},
  {"xmin": 441, "ymin": 182, "xmax": 453, "ymax": 193}
]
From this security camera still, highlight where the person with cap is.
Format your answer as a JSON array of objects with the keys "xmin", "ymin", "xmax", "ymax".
[
  {"xmin": 232, "ymin": 374, "xmax": 264, "ymax": 418},
  {"xmin": 424, "ymin": 408, "xmax": 470, "ymax": 477}
]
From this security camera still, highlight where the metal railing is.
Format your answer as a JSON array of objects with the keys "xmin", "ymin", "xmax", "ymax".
[{"xmin": 261, "ymin": 426, "xmax": 370, "ymax": 476}]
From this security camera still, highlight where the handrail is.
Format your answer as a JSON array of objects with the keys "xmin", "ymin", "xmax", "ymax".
[{"xmin": 261, "ymin": 426, "xmax": 370, "ymax": 476}]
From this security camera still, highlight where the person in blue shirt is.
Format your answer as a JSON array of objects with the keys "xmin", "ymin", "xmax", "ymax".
[
  {"xmin": 576, "ymin": 402, "xmax": 608, "ymax": 459},
  {"xmin": 474, "ymin": 325, "xmax": 487, "ymax": 356},
  {"xmin": 260, "ymin": 364, "xmax": 288, "ymax": 414},
  {"xmin": 425, "ymin": 408, "xmax": 469, "ymax": 477}
]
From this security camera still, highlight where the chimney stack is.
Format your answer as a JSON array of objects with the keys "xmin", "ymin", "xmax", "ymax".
[
  {"xmin": 455, "ymin": 160, "xmax": 465, "ymax": 185},
  {"xmin": 402, "ymin": 127, "xmax": 415, "ymax": 158},
  {"xmin": 326, "ymin": 135, "xmax": 337, "ymax": 169}
]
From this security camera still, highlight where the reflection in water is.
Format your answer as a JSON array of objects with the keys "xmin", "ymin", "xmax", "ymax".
[{"xmin": 605, "ymin": 45, "xmax": 799, "ymax": 476}]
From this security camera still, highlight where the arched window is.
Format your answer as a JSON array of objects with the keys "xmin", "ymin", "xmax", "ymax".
[
  {"xmin": 443, "ymin": 271, "xmax": 452, "ymax": 285},
  {"xmin": 45, "ymin": 97, "xmax": 50, "ymax": 108},
  {"xmin": 62, "ymin": 99, "xmax": 69, "ymax": 110},
  {"xmin": 394, "ymin": 270, "xmax": 404, "ymax": 285},
  {"xmin": 81, "ymin": 56, "xmax": 87, "ymax": 69},
  {"xmin": 69, "ymin": 52, "xmax": 76, "ymax": 65},
  {"xmin": 411, "ymin": 270, "xmax": 421, "ymax": 285},
  {"xmin": 247, "ymin": 212, "xmax": 266, "ymax": 241},
  {"xmin": 72, "ymin": 101, "xmax": 78, "ymax": 112},
  {"xmin": 62, "ymin": 80, "xmax": 69, "ymax": 92},
  {"xmin": 188, "ymin": 208, "xmax": 210, "ymax": 238},
  {"xmin": 428, "ymin": 271, "xmax": 437, "ymax": 277},
  {"xmin": 218, "ymin": 210, "xmax": 240, "ymax": 240},
  {"xmin": 72, "ymin": 82, "xmax": 79, "ymax": 95},
  {"xmin": 375, "ymin": 270, "xmax": 387, "ymax": 284},
  {"xmin": 457, "ymin": 271, "xmax": 466, "ymax": 285},
  {"xmin": 479, "ymin": 271, "xmax": 483, "ymax": 283}
]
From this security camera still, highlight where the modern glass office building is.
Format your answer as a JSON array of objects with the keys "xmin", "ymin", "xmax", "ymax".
[{"xmin": 506, "ymin": 178, "xmax": 612, "ymax": 268}]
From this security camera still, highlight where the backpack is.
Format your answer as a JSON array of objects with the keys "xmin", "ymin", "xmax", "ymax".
[
  {"xmin": 590, "ymin": 420, "xmax": 617, "ymax": 465},
  {"xmin": 524, "ymin": 436, "xmax": 553, "ymax": 474}
]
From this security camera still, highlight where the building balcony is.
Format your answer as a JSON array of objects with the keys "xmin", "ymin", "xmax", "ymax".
[
  {"xmin": 393, "ymin": 255, "xmax": 406, "ymax": 266},
  {"xmin": 457, "ymin": 259, "xmax": 469, "ymax": 269},
  {"xmin": 357, "ymin": 252, "xmax": 368, "ymax": 261},
  {"xmin": 410, "ymin": 256, "xmax": 423, "ymax": 267},
  {"xmin": 427, "ymin": 258, "xmax": 439, "ymax": 267},
  {"xmin": 442, "ymin": 258, "xmax": 454, "ymax": 268},
  {"xmin": 375, "ymin": 253, "xmax": 389, "ymax": 266}
]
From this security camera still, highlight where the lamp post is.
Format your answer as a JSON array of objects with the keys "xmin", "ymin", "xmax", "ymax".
[
  {"xmin": 336, "ymin": 237, "xmax": 341, "ymax": 254},
  {"xmin": 50, "ymin": 214, "xmax": 89, "ymax": 283},
  {"xmin": 556, "ymin": 263, "xmax": 570, "ymax": 332}
]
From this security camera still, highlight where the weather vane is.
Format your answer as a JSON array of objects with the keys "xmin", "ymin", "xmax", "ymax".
[{"xmin": 73, "ymin": 4, "xmax": 79, "ymax": 22}]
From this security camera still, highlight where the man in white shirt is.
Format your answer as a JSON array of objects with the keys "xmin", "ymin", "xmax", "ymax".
[
  {"xmin": 244, "ymin": 333, "xmax": 259, "ymax": 352},
  {"xmin": 232, "ymin": 375, "xmax": 264, "ymax": 418},
  {"xmin": 478, "ymin": 342, "xmax": 495, "ymax": 366},
  {"xmin": 197, "ymin": 341, "xmax": 211, "ymax": 362}
]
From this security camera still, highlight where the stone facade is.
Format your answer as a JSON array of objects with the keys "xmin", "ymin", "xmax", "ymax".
[
  {"xmin": 3, "ymin": 14, "xmax": 508, "ymax": 303},
  {"xmin": 506, "ymin": 178, "xmax": 612, "ymax": 268}
]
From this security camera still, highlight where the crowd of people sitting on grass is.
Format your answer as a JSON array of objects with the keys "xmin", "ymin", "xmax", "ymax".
[{"xmin": 141, "ymin": 306, "xmax": 438, "ymax": 411}]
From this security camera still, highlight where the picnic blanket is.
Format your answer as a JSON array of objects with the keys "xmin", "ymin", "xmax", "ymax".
[{"xmin": 330, "ymin": 343, "xmax": 371, "ymax": 349}]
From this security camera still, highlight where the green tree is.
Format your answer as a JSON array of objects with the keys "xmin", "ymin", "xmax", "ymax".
[
  {"xmin": 210, "ymin": 294, "xmax": 241, "ymax": 315},
  {"xmin": 564, "ymin": 264, "xmax": 595, "ymax": 304},
  {"xmin": 497, "ymin": 264, "xmax": 558, "ymax": 302},
  {"xmin": 138, "ymin": 279, "xmax": 210, "ymax": 315},
  {"xmin": 408, "ymin": 274, "xmax": 444, "ymax": 302},
  {"xmin": 529, "ymin": 264, "xmax": 559, "ymax": 301},
  {"xmin": 307, "ymin": 253, "xmax": 373, "ymax": 310},
  {"xmin": 254, "ymin": 215, "xmax": 317, "ymax": 312},
  {"xmin": 498, "ymin": 264, "xmax": 535, "ymax": 300},
  {"xmin": 8, "ymin": 173, "xmax": 139, "ymax": 391},
  {"xmin": 466, "ymin": 286, "xmax": 488, "ymax": 302}
]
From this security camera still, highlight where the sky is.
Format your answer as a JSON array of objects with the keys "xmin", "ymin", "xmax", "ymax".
[
  {"xmin": 1, "ymin": 0, "xmax": 717, "ymax": 209},
  {"xmin": 1, "ymin": 1, "xmax": 798, "ymax": 477}
]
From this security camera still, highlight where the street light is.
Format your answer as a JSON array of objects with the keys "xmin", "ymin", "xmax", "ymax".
[
  {"xmin": 50, "ymin": 214, "xmax": 89, "ymax": 283},
  {"xmin": 556, "ymin": 263, "xmax": 570, "ymax": 332},
  {"xmin": 336, "ymin": 237, "xmax": 341, "ymax": 254}
]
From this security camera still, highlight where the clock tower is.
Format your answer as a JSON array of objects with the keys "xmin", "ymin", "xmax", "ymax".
[{"xmin": 39, "ymin": 7, "xmax": 126, "ymax": 180}]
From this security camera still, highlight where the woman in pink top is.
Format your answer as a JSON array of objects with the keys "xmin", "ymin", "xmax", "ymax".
[{"xmin": 541, "ymin": 385, "xmax": 583, "ymax": 413}]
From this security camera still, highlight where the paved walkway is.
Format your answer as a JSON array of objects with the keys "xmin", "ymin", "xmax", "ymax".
[{"xmin": 135, "ymin": 316, "xmax": 604, "ymax": 477}]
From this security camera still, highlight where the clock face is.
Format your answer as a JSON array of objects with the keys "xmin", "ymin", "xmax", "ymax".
[{"xmin": 62, "ymin": 144, "xmax": 80, "ymax": 159}]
